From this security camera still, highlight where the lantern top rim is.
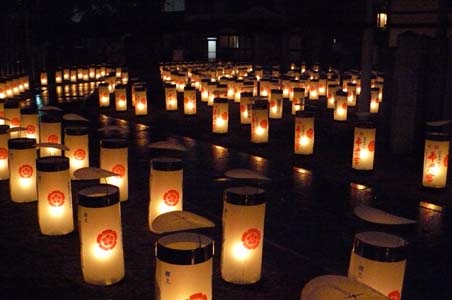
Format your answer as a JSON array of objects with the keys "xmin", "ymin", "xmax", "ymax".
[
  {"xmin": 213, "ymin": 98, "xmax": 229, "ymax": 104},
  {"xmin": 101, "ymin": 138, "xmax": 128, "ymax": 149},
  {"xmin": 37, "ymin": 156, "xmax": 69, "ymax": 172},
  {"xmin": 426, "ymin": 132, "xmax": 449, "ymax": 141},
  {"xmin": 4, "ymin": 99, "xmax": 20, "ymax": 109},
  {"xmin": 8, "ymin": 137, "xmax": 36, "ymax": 149},
  {"xmin": 0, "ymin": 124, "xmax": 10, "ymax": 134},
  {"xmin": 224, "ymin": 186, "xmax": 266, "ymax": 205},
  {"xmin": 151, "ymin": 157, "xmax": 183, "ymax": 171},
  {"xmin": 336, "ymin": 90, "xmax": 348, "ymax": 97},
  {"xmin": 78, "ymin": 184, "xmax": 119, "ymax": 208},
  {"xmin": 40, "ymin": 114, "xmax": 61, "ymax": 123},
  {"xmin": 65, "ymin": 126, "xmax": 89, "ymax": 136},
  {"xmin": 353, "ymin": 231, "xmax": 408, "ymax": 262}
]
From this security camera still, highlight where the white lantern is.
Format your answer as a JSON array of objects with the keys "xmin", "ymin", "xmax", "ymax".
[
  {"xmin": 348, "ymin": 231, "xmax": 407, "ymax": 300},
  {"xmin": 37, "ymin": 156, "xmax": 73, "ymax": 235},
  {"xmin": 294, "ymin": 112, "xmax": 315, "ymax": 155},
  {"xmin": 292, "ymin": 88, "xmax": 305, "ymax": 115},
  {"xmin": 370, "ymin": 87, "xmax": 380, "ymax": 113},
  {"xmin": 308, "ymin": 79, "xmax": 319, "ymax": 100},
  {"xmin": 352, "ymin": 124, "xmax": 376, "ymax": 171},
  {"xmin": 269, "ymin": 89, "xmax": 283, "ymax": 119},
  {"xmin": 98, "ymin": 83, "xmax": 110, "ymax": 107},
  {"xmin": 207, "ymin": 82, "xmax": 217, "ymax": 106},
  {"xmin": 4, "ymin": 100, "xmax": 21, "ymax": 138},
  {"xmin": 318, "ymin": 77, "xmax": 327, "ymax": 96},
  {"xmin": 121, "ymin": 70, "xmax": 128, "ymax": 84},
  {"xmin": 221, "ymin": 186, "xmax": 266, "ymax": 284},
  {"xmin": 164, "ymin": 83, "xmax": 177, "ymax": 111},
  {"xmin": 212, "ymin": 98, "xmax": 229, "ymax": 134},
  {"xmin": 422, "ymin": 132, "xmax": 449, "ymax": 188},
  {"xmin": 259, "ymin": 79, "xmax": 270, "ymax": 97},
  {"xmin": 0, "ymin": 125, "xmax": 9, "ymax": 180},
  {"xmin": 134, "ymin": 87, "xmax": 148, "ymax": 116},
  {"xmin": 8, "ymin": 138, "xmax": 37, "ymax": 202},
  {"xmin": 39, "ymin": 114, "xmax": 62, "ymax": 157},
  {"xmin": 200, "ymin": 79, "xmax": 210, "ymax": 102},
  {"xmin": 334, "ymin": 90, "xmax": 348, "ymax": 121},
  {"xmin": 55, "ymin": 69, "xmax": 63, "ymax": 84},
  {"xmin": 115, "ymin": 85, "xmax": 128, "ymax": 111},
  {"xmin": 327, "ymin": 84, "xmax": 339, "ymax": 109},
  {"xmin": 240, "ymin": 92, "xmax": 253, "ymax": 125},
  {"xmin": 64, "ymin": 126, "xmax": 89, "ymax": 180},
  {"xmin": 251, "ymin": 101, "xmax": 269, "ymax": 144},
  {"xmin": 347, "ymin": 83, "xmax": 357, "ymax": 107},
  {"xmin": 40, "ymin": 72, "xmax": 48, "ymax": 86},
  {"xmin": 183, "ymin": 86, "xmax": 197, "ymax": 115},
  {"xmin": 234, "ymin": 79, "xmax": 243, "ymax": 103},
  {"xmin": 155, "ymin": 232, "xmax": 214, "ymax": 300},
  {"xmin": 148, "ymin": 157, "xmax": 183, "ymax": 232},
  {"xmin": 78, "ymin": 184, "xmax": 125, "ymax": 285},
  {"xmin": 0, "ymin": 80, "xmax": 6, "ymax": 99},
  {"xmin": 100, "ymin": 138, "xmax": 128, "ymax": 202},
  {"xmin": 20, "ymin": 107, "xmax": 39, "ymax": 141}
]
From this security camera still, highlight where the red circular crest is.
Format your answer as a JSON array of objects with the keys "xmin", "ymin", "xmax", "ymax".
[
  {"xmin": 241, "ymin": 228, "xmax": 261, "ymax": 250},
  {"xmin": 74, "ymin": 149, "xmax": 86, "ymax": 160},
  {"xmin": 47, "ymin": 134, "xmax": 59, "ymax": 143},
  {"xmin": 259, "ymin": 120, "xmax": 268, "ymax": 129},
  {"xmin": 240, "ymin": 104, "xmax": 246, "ymax": 113},
  {"xmin": 96, "ymin": 229, "xmax": 117, "ymax": 251},
  {"xmin": 140, "ymin": 97, "xmax": 146, "ymax": 105},
  {"xmin": 163, "ymin": 189, "xmax": 179, "ymax": 206},
  {"xmin": 189, "ymin": 292, "xmax": 208, "ymax": 300},
  {"xmin": 341, "ymin": 102, "xmax": 347, "ymax": 110},
  {"xmin": 0, "ymin": 148, "xmax": 8, "ymax": 159},
  {"xmin": 270, "ymin": 100, "xmax": 276, "ymax": 107},
  {"xmin": 47, "ymin": 190, "xmax": 65, "ymax": 207},
  {"xmin": 102, "ymin": 92, "xmax": 109, "ymax": 98},
  {"xmin": 26, "ymin": 125, "xmax": 36, "ymax": 134},
  {"xmin": 444, "ymin": 154, "xmax": 448, "ymax": 167},
  {"xmin": 221, "ymin": 111, "xmax": 228, "ymax": 120},
  {"xmin": 112, "ymin": 164, "xmax": 125, "ymax": 178},
  {"xmin": 120, "ymin": 94, "xmax": 126, "ymax": 101},
  {"xmin": 368, "ymin": 141, "xmax": 375, "ymax": 152},
  {"xmin": 388, "ymin": 290, "xmax": 401, "ymax": 300},
  {"xmin": 19, "ymin": 164, "xmax": 33, "ymax": 178},
  {"xmin": 11, "ymin": 117, "xmax": 20, "ymax": 127},
  {"xmin": 184, "ymin": 97, "xmax": 189, "ymax": 104},
  {"xmin": 307, "ymin": 128, "xmax": 314, "ymax": 138}
]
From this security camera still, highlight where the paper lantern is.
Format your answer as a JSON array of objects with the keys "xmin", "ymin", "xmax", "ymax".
[
  {"xmin": 318, "ymin": 77, "xmax": 327, "ymax": 96},
  {"xmin": 240, "ymin": 92, "xmax": 253, "ymax": 125},
  {"xmin": 221, "ymin": 186, "xmax": 266, "ymax": 284},
  {"xmin": 78, "ymin": 184, "xmax": 125, "ymax": 286},
  {"xmin": 70, "ymin": 68, "xmax": 77, "ymax": 83},
  {"xmin": 352, "ymin": 124, "xmax": 376, "ymax": 171},
  {"xmin": 294, "ymin": 112, "xmax": 315, "ymax": 155},
  {"xmin": 64, "ymin": 127, "xmax": 89, "ymax": 180},
  {"xmin": 155, "ymin": 232, "xmax": 213, "ymax": 300},
  {"xmin": 206, "ymin": 82, "xmax": 217, "ymax": 106},
  {"xmin": 100, "ymin": 138, "xmax": 128, "ymax": 202},
  {"xmin": 259, "ymin": 79, "xmax": 270, "ymax": 97},
  {"xmin": 327, "ymin": 84, "xmax": 339, "ymax": 109},
  {"xmin": 40, "ymin": 72, "xmax": 48, "ymax": 86},
  {"xmin": 0, "ymin": 125, "xmax": 9, "ymax": 180},
  {"xmin": 121, "ymin": 70, "xmax": 128, "ymax": 84},
  {"xmin": 422, "ymin": 133, "xmax": 449, "ymax": 188},
  {"xmin": 134, "ymin": 87, "xmax": 148, "ymax": 116},
  {"xmin": 292, "ymin": 88, "xmax": 305, "ymax": 115},
  {"xmin": 234, "ymin": 79, "xmax": 243, "ymax": 103},
  {"xmin": 98, "ymin": 83, "xmax": 110, "ymax": 107},
  {"xmin": 4, "ymin": 100, "xmax": 21, "ymax": 138},
  {"xmin": 212, "ymin": 98, "xmax": 229, "ymax": 134},
  {"xmin": 39, "ymin": 114, "xmax": 62, "ymax": 157},
  {"xmin": 20, "ymin": 107, "xmax": 39, "ymax": 141},
  {"xmin": 114, "ymin": 85, "xmax": 127, "ymax": 111},
  {"xmin": 370, "ymin": 87, "xmax": 380, "ymax": 113},
  {"xmin": 346, "ymin": 83, "xmax": 357, "ymax": 107},
  {"xmin": 269, "ymin": 90, "xmax": 283, "ymax": 119},
  {"xmin": 55, "ymin": 70, "xmax": 63, "ymax": 84},
  {"xmin": 348, "ymin": 231, "xmax": 407, "ymax": 300},
  {"xmin": 0, "ymin": 80, "xmax": 6, "ymax": 99},
  {"xmin": 37, "ymin": 156, "xmax": 73, "ymax": 235},
  {"xmin": 164, "ymin": 83, "xmax": 177, "ymax": 111},
  {"xmin": 308, "ymin": 79, "xmax": 319, "ymax": 100},
  {"xmin": 251, "ymin": 101, "xmax": 269, "ymax": 144},
  {"xmin": 8, "ymin": 138, "xmax": 37, "ymax": 202},
  {"xmin": 334, "ymin": 90, "xmax": 348, "ymax": 121},
  {"xmin": 148, "ymin": 157, "xmax": 183, "ymax": 232},
  {"xmin": 183, "ymin": 86, "xmax": 197, "ymax": 115}
]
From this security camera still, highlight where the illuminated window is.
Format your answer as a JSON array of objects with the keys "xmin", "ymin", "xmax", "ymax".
[
  {"xmin": 207, "ymin": 37, "xmax": 217, "ymax": 62},
  {"xmin": 219, "ymin": 35, "xmax": 239, "ymax": 49},
  {"xmin": 377, "ymin": 12, "xmax": 387, "ymax": 29}
]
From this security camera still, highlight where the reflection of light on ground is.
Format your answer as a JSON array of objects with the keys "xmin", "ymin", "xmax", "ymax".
[
  {"xmin": 418, "ymin": 201, "xmax": 444, "ymax": 240},
  {"xmin": 349, "ymin": 182, "xmax": 373, "ymax": 207}
]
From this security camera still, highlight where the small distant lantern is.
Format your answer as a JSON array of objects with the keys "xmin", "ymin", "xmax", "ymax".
[
  {"xmin": 346, "ymin": 83, "xmax": 357, "ymax": 107},
  {"xmin": 114, "ymin": 85, "xmax": 128, "ymax": 111},
  {"xmin": 327, "ymin": 84, "xmax": 339, "ymax": 109},
  {"xmin": 206, "ymin": 82, "xmax": 217, "ymax": 106},
  {"xmin": 289, "ymin": 79, "xmax": 298, "ymax": 100},
  {"xmin": 55, "ymin": 70, "xmax": 63, "ymax": 84},
  {"xmin": 148, "ymin": 157, "xmax": 183, "ymax": 232},
  {"xmin": 100, "ymin": 138, "xmax": 128, "ymax": 202},
  {"xmin": 234, "ymin": 79, "xmax": 243, "ymax": 103},
  {"xmin": 221, "ymin": 186, "xmax": 266, "ymax": 284},
  {"xmin": 63, "ymin": 68, "xmax": 70, "ymax": 81},
  {"xmin": 422, "ymin": 133, "xmax": 449, "ymax": 189},
  {"xmin": 77, "ymin": 67, "xmax": 84, "ymax": 81},
  {"xmin": 40, "ymin": 72, "xmax": 48, "ymax": 86},
  {"xmin": 183, "ymin": 86, "xmax": 197, "ymax": 115},
  {"xmin": 269, "ymin": 90, "xmax": 283, "ymax": 119},
  {"xmin": 377, "ymin": 12, "xmax": 388, "ymax": 30},
  {"xmin": 0, "ymin": 80, "xmax": 6, "ymax": 99},
  {"xmin": 121, "ymin": 70, "xmax": 128, "ymax": 84},
  {"xmin": 39, "ymin": 114, "xmax": 62, "ymax": 157},
  {"xmin": 240, "ymin": 92, "xmax": 253, "ymax": 125},
  {"xmin": 0, "ymin": 125, "xmax": 10, "ymax": 180},
  {"xmin": 8, "ymin": 138, "xmax": 37, "ymax": 202},
  {"xmin": 259, "ymin": 79, "xmax": 270, "ymax": 97},
  {"xmin": 348, "ymin": 231, "xmax": 407, "ymax": 300},
  {"xmin": 64, "ymin": 127, "xmax": 89, "ymax": 180},
  {"xmin": 370, "ymin": 87, "xmax": 380, "ymax": 113},
  {"xmin": 318, "ymin": 77, "xmax": 327, "ymax": 96},
  {"xmin": 4, "ymin": 100, "xmax": 21, "ymax": 138},
  {"xmin": 20, "ymin": 107, "xmax": 39, "ymax": 142},
  {"xmin": 334, "ymin": 90, "xmax": 348, "ymax": 121},
  {"xmin": 212, "ymin": 98, "xmax": 229, "ymax": 134},
  {"xmin": 352, "ymin": 124, "xmax": 376, "ymax": 171},
  {"xmin": 200, "ymin": 79, "xmax": 210, "ymax": 102},
  {"xmin": 155, "ymin": 232, "xmax": 214, "ymax": 300},
  {"xmin": 37, "ymin": 156, "xmax": 73, "ymax": 235},
  {"xmin": 134, "ymin": 87, "xmax": 148, "ymax": 116},
  {"xmin": 78, "ymin": 184, "xmax": 125, "ymax": 286},
  {"xmin": 281, "ymin": 78, "xmax": 290, "ymax": 98},
  {"xmin": 98, "ymin": 83, "xmax": 110, "ymax": 107},
  {"xmin": 251, "ymin": 100, "xmax": 269, "ymax": 144},
  {"xmin": 164, "ymin": 83, "xmax": 178, "ymax": 111},
  {"xmin": 89, "ymin": 65, "xmax": 96, "ymax": 79},
  {"xmin": 292, "ymin": 88, "xmax": 305, "ymax": 115},
  {"xmin": 294, "ymin": 112, "xmax": 315, "ymax": 155},
  {"xmin": 308, "ymin": 80, "xmax": 319, "ymax": 100},
  {"xmin": 70, "ymin": 68, "xmax": 77, "ymax": 82}
]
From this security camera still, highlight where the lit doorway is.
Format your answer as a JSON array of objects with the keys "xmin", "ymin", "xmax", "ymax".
[{"xmin": 207, "ymin": 37, "xmax": 217, "ymax": 62}]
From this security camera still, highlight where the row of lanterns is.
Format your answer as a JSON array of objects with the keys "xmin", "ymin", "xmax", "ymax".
[
  {"xmin": 0, "ymin": 74, "xmax": 30, "ymax": 100},
  {"xmin": 97, "ymin": 81, "xmax": 148, "ymax": 116}
]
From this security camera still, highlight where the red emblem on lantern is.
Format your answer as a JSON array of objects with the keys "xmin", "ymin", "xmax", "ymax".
[
  {"xmin": 19, "ymin": 164, "xmax": 33, "ymax": 178},
  {"xmin": 96, "ymin": 229, "xmax": 117, "ymax": 251},
  {"xmin": 341, "ymin": 102, "xmax": 347, "ymax": 110},
  {"xmin": 112, "ymin": 164, "xmax": 125, "ymax": 178},
  {"xmin": 47, "ymin": 134, "xmax": 59, "ymax": 143},
  {"xmin": 120, "ymin": 94, "xmax": 126, "ymax": 101},
  {"xmin": 270, "ymin": 100, "xmax": 276, "ymax": 107},
  {"xmin": 188, "ymin": 292, "xmax": 208, "ymax": 300},
  {"xmin": 307, "ymin": 128, "xmax": 314, "ymax": 138},
  {"xmin": 444, "ymin": 154, "xmax": 448, "ymax": 167},
  {"xmin": 240, "ymin": 104, "xmax": 246, "ymax": 113},
  {"xmin": 74, "ymin": 149, "xmax": 86, "ymax": 160},
  {"xmin": 26, "ymin": 125, "xmax": 36, "ymax": 134},
  {"xmin": 11, "ymin": 117, "xmax": 20, "ymax": 127},
  {"xmin": 221, "ymin": 111, "xmax": 228, "ymax": 120},
  {"xmin": 0, "ymin": 148, "xmax": 7, "ymax": 159},
  {"xmin": 102, "ymin": 92, "xmax": 109, "ymax": 98},
  {"xmin": 259, "ymin": 120, "xmax": 268, "ymax": 129},
  {"xmin": 388, "ymin": 290, "xmax": 400, "ymax": 300},
  {"xmin": 368, "ymin": 141, "xmax": 375, "ymax": 152},
  {"xmin": 47, "ymin": 190, "xmax": 65, "ymax": 207},
  {"xmin": 241, "ymin": 228, "xmax": 261, "ymax": 250},
  {"xmin": 140, "ymin": 97, "xmax": 146, "ymax": 105},
  {"xmin": 163, "ymin": 189, "xmax": 179, "ymax": 206}
]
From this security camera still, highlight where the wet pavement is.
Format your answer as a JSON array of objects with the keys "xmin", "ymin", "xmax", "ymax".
[{"xmin": 0, "ymin": 80, "xmax": 451, "ymax": 300}]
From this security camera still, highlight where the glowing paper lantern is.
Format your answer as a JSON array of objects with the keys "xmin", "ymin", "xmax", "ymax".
[
  {"xmin": 308, "ymin": 79, "xmax": 319, "ymax": 100},
  {"xmin": 0, "ymin": 125, "xmax": 10, "ymax": 180},
  {"xmin": 164, "ymin": 84, "xmax": 177, "ymax": 111},
  {"xmin": 327, "ymin": 84, "xmax": 339, "ymax": 109},
  {"xmin": 352, "ymin": 124, "xmax": 376, "ymax": 171},
  {"xmin": 4, "ymin": 100, "xmax": 21, "ymax": 138},
  {"xmin": 0, "ymin": 80, "xmax": 6, "ymax": 99},
  {"xmin": 115, "ymin": 85, "xmax": 127, "ymax": 111},
  {"xmin": 348, "ymin": 231, "xmax": 407, "ymax": 300},
  {"xmin": 347, "ymin": 83, "xmax": 357, "ymax": 107},
  {"xmin": 251, "ymin": 101, "xmax": 269, "ymax": 144},
  {"xmin": 8, "ymin": 138, "xmax": 37, "ymax": 202},
  {"xmin": 240, "ymin": 92, "xmax": 253, "ymax": 125},
  {"xmin": 370, "ymin": 87, "xmax": 380, "ymax": 113},
  {"xmin": 37, "ymin": 156, "xmax": 73, "ymax": 235},
  {"xmin": 212, "ymin": 98, "xmax": 229, "ymax": 134},
  {"xmin": 98, "ymin": 83, "xmax": 110, "ymax": 107},
  {"xmin": 334, "ymin": 90, "xmax": 348, "ymax": 121},
  {"xmin": 269, "ymin": 89, "xmax": 283, "ymax": 119},
  {"xmin": 64, "ymin": 127, "xmax": 89, "ymax": 180},
  {"xmin": 134, "ymin": 87, "xmax": 148, "ymax": 116},
  {"xmin": 148, "ymin": 157, "xmax": 183, "ymax": 232},
  {"xmin": 40, "ymin": 72, "xmax": 48, "ymax": 86},
  {"xmin": 20, "ymin": 107, "xmax": 39, "ymax": 141},
  {"xmin": 39, "ymin": 114, "xmax": 62, "ymax": 157},
  {"xmin": 155, "ymin": 232, "xmax": 214, "ymax": 300},
  {"xmin": 259, "ymin": 78, "xmax": 270, "ymax": 97},
  {"xmin": 200, "ymin": 79, "xmax": 210, "ymax": 102},
  {"xmin": 292, "ymin": 88, "xmax": 305, "ymax": 115},
  {"xmin": 318, "ymin": 76, "xmax": 327, "ymax": 96},
  {"xmin": 100, "ymin": 138, "xmax": 128, "ymax": 202},
  {"xmin": 78, "ymin": 184, "xmax": 125, "ymax": 285},
  {"xmin": 55, "ymin": 69, "xmax": 63, "ymax": 84},
  {"xmin": 221, "ymin": 186, "xmax": 266, "ymax": 284},
  {"xmin": 422, "ymin": 133, "xmax": 449, "ymax": 188},
  {"xmin": 183, "ymin": 86, "xmax": 197, "ymax": 115},
  {"xmin": 294, "ymin": 112, "xmax": 315, "ymax": 155}
]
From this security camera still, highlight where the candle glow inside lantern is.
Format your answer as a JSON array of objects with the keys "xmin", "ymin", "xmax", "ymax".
[
  {"xmin": 183, "ymin": 86, "xmax": 197, "ymax": 115},
  {"xmin": 347, "ymin": 83, "xmax": 357, "ymax": 107},
  {"xmin": 294, "ymin": 112, "xmax": 315, "ymax": 155},
  {"xmin": 98, "ymin": 83, "xmax": 110, "ymax": 107},
  {"xmin": 148, "ymin": 157, "xmax": 183, "ymax": 232},
  {"xmin": 318, "ymin": 77, "xmax": 327, "ymax": 96},
  {"xmin": 155, "ymin": 232, "xmax": 214, "ymax": 300},
  {"xmin": 0, "ymin": 125, "xmax": 10, "ymax": 180},
  {"xmin": 21, "ymin": 107, "xmax": 39, "ymax": 141},
  {"xmin": 55, "ymin": 70, "xmax": 63, "ymax": 84},
  {"xmin": 0, "ymin": 80, "xmax": 6, "ymax": 99},
  {"xmin": 78, "ymin": 184, "xmax": 125, "ymax": 286},
  {"xmin": 292, "ymin": 88, "xmax": 305, "ymax": 115},
  {"xmin": 8, "ymin": 138, "xmax": 37, "ymax": 202},
  {"xmin": 221, "ymin": 186, "xmax": 266, "ymax": 284},
  {"xmin": 348, "ymin": 231, "xmax": 408, "ymax": 300},
  {"xmin": 65, "ymin": 127, "xmax": 89, "ymax": 180},
  {"xmin": 134, "ymin": 87, "xmax": 148, "ymax": 116},
  {"xmin": 39, "ymin": 114, "xmax": 62, "ymax": 157},
  {"xmin": 37, "ymin": 156, "xmax": 73, "ymax": 235},
  {"xmin": 240, "ymin": 92, "xmax": 253, "ymax": 125},
  {"xmin": 308, "ymin": 79, "xmax": 319, "ymax": 100},
  {"xmin": 352, "ymin": 124, "xmax": 376, "ymax": 171},
  {"xmin": 327, "ymin": 84, "xmax": 339, "ymax": 109},
  {"xmin": 251, "ymin": 101, "xmax": 269, "ymax": 144},
  {"xmin": 334, "ymin": 90, "xmax": 348, "ymax": 121},
  {"xmin": 100, "ymin": 138, "xmax": 128, "ymax": 202},
  {"xmin": 164, "ymin": 84, "xmax": 177, "ymax": 111},
  {"xmin": 269, "ymin": 89, "xmax": 283, "ymax": 119},
  {"xmin": 114, "ymin": 85, "xmax": 128, "ymax": 111},
  {"xmin": 212, "ymin": 98, "xmax": 229, "ymax": 134},
  {"xmin": 422, "ymin": 132, "xmax": 449, "ymax": 188},
  {"xmin": 40, "ymin": 72, "xmax": 48, "ymax": 86},
  {"xmin": 200, "ymin": 79, "xmax": 210, "ymax": 102},
  {"xmin": 4, "ymin": 100, "xmax": 21, "ymax": 138},
  {"xmin": 370, "ymin": 87, "xmax": 380, "ymax": 113}
]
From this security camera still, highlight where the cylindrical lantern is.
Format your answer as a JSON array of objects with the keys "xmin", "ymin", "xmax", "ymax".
[
  {"xmin": 55, "ymin": 69, "xmax": 63, "ymax": 84},
  {"xmin": 348, "ymin": 231, "xmax": 407, "ymax": 300},
  {"xmin": 155, "ymin": 232, "xmax": 214, "ymax": 300},
  {"xmin": 183, "ymin": 86, "xmax": 197, "ymax": 115},
  {"xmin": 4, "ymin": 100, "xmax": 21, "ymax": 138},
  {"xmin": 221, "ymin": 186, "xmax": 266, "ymax": 284},
  {"xmin": 21, "ymin": 107, "xmax": 39, "ymax": 142},
  {"xmin": 164, "ymin": 84, "xmax": 178, "ymax": 111},
  {"xmin": 64, "ymin": 126, "xmax": 89, "ymax": 180},
  {"xmin": 352, "ymin": 124, "xmax": 376, "ymax": 171},
  {"xmin": 269, "ymin": 89, "xmax": 283, "ymax": 119},
  {"xmin": 0, "ymin": 125, "xmax": 10, "ymax": 180},
  {"xmin": 334, "ymin": 90, "xmax": 348, "ymax": 121},
  {"xmin": 0, "ymin": 80, "xmax": 6, "ymax": 99},
  {"xmin": 347, "ymin": 83, "xmax": 357, "ymax": 107},
  {"xmin": 39, "ymin": 114, "xmax": 62, "ymax": 157},
  {"xmin": 318, "ymin": 77, "xmax": 327, "ymax": 96},
  {"xmin": 292, "ymin": 88, "xmax": 305, "ymax": 115},
  {"xmin": 422, "ymin": 132, "xmax": 449, "ymax": 188},
  {"xmin": 78, "ymin": 184, "xmax": 125, "ymax": 285},
  {"xmin": 37, "ymin": 156, "xmax": 73, "ymax": 235},
  {"xmin": 8, "ymin": 138, "xmax": 37, "ymax": 202},
  {"xmin": 251, "ymin": 101, "xmax": 269, "ymax": 144},
  {"xmin": 308, "ymin": 79, "xmax": 319, "ymax": 100},
  {"xmin": 370, "ymin": 87, "xmax": 380, "ymax": 113},
  {"xmin": 148, "ymin": 157, "xmax": 183, "ymax": 232},
  {"xmin": 200, "ymin": 79, "xmax": 210, "ymax": 102},
  {"xmin": 207, "ymin": 82, "xmax": 217, "ymax": 106},
  {"xmin": 327, "ymin": 84, "xmax": 339, "ymax": 109},
  {"xmin": 40, "ymin": 72, "xmax": 48, "ymax": 86},
  {"xmin": 100, "ymin": 138, "xmax": 128, "ymax": 202},
  {"xmin": 134, "ymin": 87, "xmax": 148, "ymax": 116},
  {"xmin": 114, "ymin": 85, "xmax": 127, "ymax": 111},
  {"xmin": 212, "ymin": 98, "xmax": 229, "ymax": 134},
  {"xmin": 240, "ymin": 92, "xmax": 253, "ymax": 125},
  {"xmin": 98, "ymin": 83, "xmax": 110, "ymax": 107},
  {"xmin": 294, "ymin": 111, "xmax": 315, "ymax": 155}
]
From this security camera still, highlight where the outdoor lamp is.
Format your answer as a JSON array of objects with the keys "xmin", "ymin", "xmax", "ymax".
[
  {"xmin": 0, "ymin": 125, "xmax": 9, "ymax": 180},
  {"xmin": 4, "ymin": 100, "xmax": 21, "ymax": 138},
  {"xmin": 240, "ymin": 92, "xmax": 253, "ymax": 125},
  {"xmin": 201, "ymin": 79, "xmax": 210, "ymax": 102},
  {"xmin": 98, "ymin": 83, "xmax": 110, "ymax": 107},
  {"xmin": 294, "ymin": 111, "xmax": 315, "ymax": 155},
  {"xmin": 334, "ymin": 90, "xmax": 348, "ymax": 121},
  {"xmin": 114, "ymin": 84, "xmax": 127, "ymax": 111},
  {"xmin": 70, "ymin": 68, "xmax": 77, "ymax": 82},
  {"xmin": 8, "ymin": 138, "xmax": 37, "ymax": 202},
  {"xmin": 292, "ymin": 88, "xmax": 305, "ymax": 115},
  {"xmin": 55, "ymin": 70, "xmax": 63, "ymax": 84},
  {"xmin": 327, "ymin": 84, "xmax": 339, "ymax": 109},
  {"xmin": 39, "ymin": 114, "xmax": 62, "ymax": 157},
  {"xmin": 318, "ymin": 76, "xmax": 327, "ymax": 96},
  {"xmin": 352, "ymin": 124, "xmax": 376, "ymax": 171},
  {"xmin": 134, "ymin": 87, "xmax": 148, "ymax": 116},
  {"xmin": 212, "ymin": 98, "xmax": 229, "ymax": 134},
  {"xmin": 64, "ymin": 126, "xmax": 89, "ymax": 180},
  {"xmin": 269, "ymin": 89, "xmax": 283, "ymax": 119},
  {"xmin": 184, "ymin": 86, "xmax": 197, "ymax": 115},
  {"xmin": 251, "ymin": 100, "xmax": 269, "ymax": 144},
  {"xmin": 100, "ymin": 138, "xmax": 128, "ymax": 202},
  {"xmin": 422, "ymin": 133, "xmax": 449, "ymax": 189}
]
